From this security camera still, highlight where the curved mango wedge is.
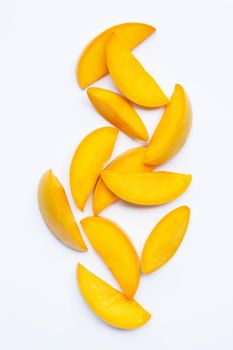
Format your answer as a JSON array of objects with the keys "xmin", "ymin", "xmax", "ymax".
[
  {"xmin": 87, "ymin": 87, "xmax": 149, "ymax": 141},
  {"xmin": 81, "ymin": 216, "xmax": 140, "ymax": 299},
  {"xmin": 106, "ymin": 33, "xmax": 168, "ymax": 107},
  {"xmin": 77, "ymin": 23, "xmax": 155, "ymax": 89},
  {"xmin": 101, "ymin": 171, "xmax": 192, "ymax": 206},
  {"xmin": 144, "ymin": 84, "xmax": 192, "ymax": 165},
  {"xmin": 141, "ymin": 206, "xmax": 190, "ymax": 273},
  {"xmin": 70, "ymin": 127, "xmax": 118, "ymax": 211},
  {"xmin": 77, "ymin": 264, "xmax": 151, "ymax": 329},
  {"xmin": 93, "ymin": 147, "xmax": 154, "ymax": 215},
  {"xmin": 38, "ymin": 170, "xmax": 87, "ymax": 251}
]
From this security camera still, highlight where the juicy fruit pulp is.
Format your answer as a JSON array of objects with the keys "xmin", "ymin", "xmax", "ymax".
[
  {"xmin": 38, "ymin": 170, "xmax": 87, "ymax": 251},
  {"xmin": 87, "ymin": 87, "xmax": 149, "ymax": 141},
  {"xmin": 101, "ymin": 171, "xmax": 192, "ymax": 206},
  {"xmin": 77, "ymin": 22, "xmax": 155, "ymax": 88},
  {"xmin": 106, "ymin": 33, "xmax": 168, "ymax": 107},
  {"xmin": 70, "ymin": 127, "xmax": 118, "ymax": 211},
  {"xmin": 81, "ymin": 216, "xmax": 140, "ymax": 298},
  {"xmin": 144, "ymin": 84, "xmax": 192, "ymax": 165},
  {"xmin": 77, "ymin": 264, "xmax": 151, "ymax": 329},
  {"xmin": 141, "ymin": 206, "xmax": 190, "ymax": 273},
  {"xmin": 93, "ymin": 147, "xmax": 154, "ymax": 215}
]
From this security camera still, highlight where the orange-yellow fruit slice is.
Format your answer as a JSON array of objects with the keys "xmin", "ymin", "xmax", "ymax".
[
  {"xmin": 77, "ymin": 22, "xmax": 155, "ymax": 89},
  {"xmin": 93, "ymin": 147, "xmax": 154, "ymax": 215},
  {"xmin": 77, "ymin": 264, "xmax": 151, "ymax": 329},
  {"xmin": 141, "ymin": 206, "xmax": 190, "ymax": 273},
  {"xmin": 87, "ymin": 87, "xmax": 148, "ymax": 141},
  {"xmin": 38, "ymin": 170, "xmax": 87, "ymax": 251},
  {"xmin": 70, "ymin": 127, "xmax": 118, "ymax": 211},
  {"xmin": 144, "ymin": 84, "xmax": 192, "ymax": 165},
  {"xmin": 101, "ymin": 171, "xmax": 192, "ymax": 206},
  {"xmin": 81, "ymin": 216, "xmax": 140, "ymax": 299},
  {"xmin": 106, "ymin": 33, "xmax": 168, "ymax": 107}
]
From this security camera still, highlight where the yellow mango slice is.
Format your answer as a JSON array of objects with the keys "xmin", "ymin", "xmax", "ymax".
[
  {"xmin": 77, "ymin": 23, "xmax": 155, "ymax": 89},
  {"xmin": 144, "ymin": 84, "xmax": 192, "ymax": 165},
  {"xmin": 141, "ymin": 206, "xmax": 190, "ymax": 273},
  {"xmin": 93, "ymin": 147, "xmax": 154, "ymax": 215},
  {"xmin": 77, "ymin": 264, "xmax": 151, "ymax": 329},
  {"xmin": 106, "ymin": 33, "xmax": 168, "ymax": 107},
  {"xmin": 81, "ymin": 216, "xmax": 140, "ymax": 298},
  {"xmin": 38, "ymin": 170, "xmax": 87, "ymax": 251},
  {"xmin": 101, "ymin": 171, "xmax": 192, "ymax": 206},
  {"xmin": 70, "ymin": 127, "xmax": 118, "ymax": 211},
  {"xmin": 87, "ymin": 87, "xmax": 149, "ymax": 141}
]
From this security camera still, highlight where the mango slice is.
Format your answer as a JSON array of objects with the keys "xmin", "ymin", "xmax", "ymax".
[
  {"xmin": 144, "ymin": 84, "xmax": 192, "ymax": 165},
  {"xmin": 77, "ymin": 264, "xmax": 151, "ymax": 329},
  {"xmin": 81, "ymin": 216, "xmax": 140, "ymax": 298},
  {"xmin": 87, "ymin": 87, "xmax": 149, "ymax": 141},
  {"xmin": 38, "ymin": 170, "xmax": 87, "ymax": 251},
  {"xmin": 93, "ymin": 147, "xmax": 154, "ymax": 215},
  {"xmin": 70, "ymin": 127, "xmax": 118, "ymax": 211},
  {"xmin": 101, "ymin": 171, "xmax": 192, "ymax": 206},
  {"xmin": 141, "ymin": 206, "xmax": 190, "ymax": 273},
  {"xmin": 77, "ymin": 23, "xmax": 155, "ymax": 89},
  {"xmin": 106, "ymin": 33, "xmax": 168, "ymax": 107}
]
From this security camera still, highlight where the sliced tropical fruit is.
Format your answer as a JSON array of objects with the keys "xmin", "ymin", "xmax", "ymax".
[
  {"xmin": 93, "ymin": 147, "xmax": 154, "ymax": 215},
  {"xmin": 77, "ymin": 22, "xmax": 155, "ymax": 89},
  {"xmin": 141, "ymin": 206, "xmax": 190, "ymax": 273},
  {"xmin": 101, "ymin": 171, "xmax": 192, "ymax": 206},
  {"xmin": 87, "ymin": 87, "xmax": 149, "ymax": 141},
  {"xmin": 70, "ymin": 127, "xmax": 118, "ymax": 211},
  {"xmin": 77, "ymin": 264, "xmax": 151, "ymax": 329},
  {"xmin": 80, "ymin": 216, "xmax": 140, "ymax": 298},
  {"xmin": 106, "ymin": 33, "xmax": 168, "ymax": 107},
  {"xmin": 144, "ymin": 84, "xmax": 192, "ymax": 165},
  {"xmin": 38, "ymin": 170, "xmax": 87, "ymax": 251}
]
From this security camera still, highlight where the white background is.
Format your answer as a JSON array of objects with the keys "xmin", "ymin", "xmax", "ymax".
[{"xmin": 0, "ymin": 0, "xmax": 233, "ymax": 349}]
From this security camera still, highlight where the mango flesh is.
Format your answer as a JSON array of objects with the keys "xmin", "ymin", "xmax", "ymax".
[
  {"xmin": 87, "ymin": 87, "xmax": 149, "ymax": 141},
  {"xmin": 77, "ymin": 23, "xmax": 155, "ymax": 89},
  {"xmin": 81, "ymin": 216, "xmax": 140, "ymax": 299},
  {"xmin": 77, "ymin": 264, "xmax": 151, "ymax": 329},
  {"xmin": 38, "ymin": 170, "xmax": 87, "ymax": 251},
  {"xmin": 70, "ymin": 127, "xmax": 118, "ymax": 211},
  {"xmin": 101, "ymin": 171, "xmax": 192, "ymax": 206},
  {"xmin": 141, "ymin": 206, "xmax": 190, "ymax": 273},
  {"xmin": 93, "ymin": 147, "xmax": 154, "ymax": 215},
  {"xmin": 144, "ymin": 84, "xmax": 192, "ymax": 165},
  {"xmin": 106, "ymin": 33, "xmax": 168, "ymax": 107}
]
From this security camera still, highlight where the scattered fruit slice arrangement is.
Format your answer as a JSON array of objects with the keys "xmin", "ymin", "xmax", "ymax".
[{"xmin": 38, "ymin": 22, "xmax": 193, "ymax": 330}]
